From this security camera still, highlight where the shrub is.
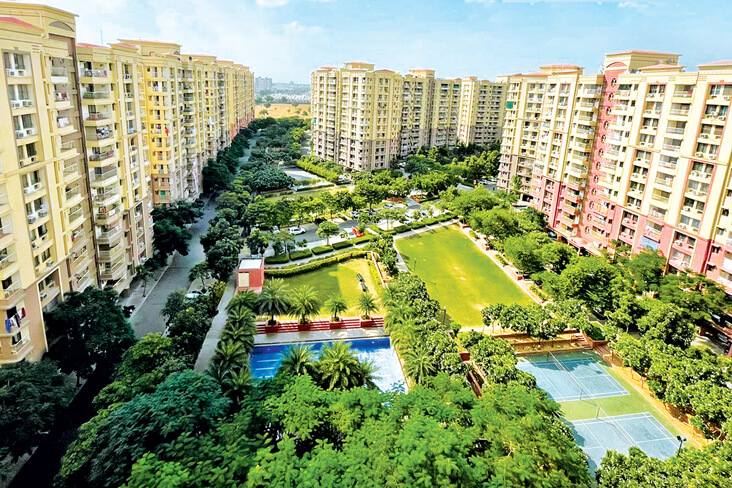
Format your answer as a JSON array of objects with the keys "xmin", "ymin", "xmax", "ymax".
[
  {"xmin": 529, "ymin": 284, "xmax": 548, "ymax": 301},
  {"xmin": 312, "ymin": 245, "xmax": 334, "ymax": 255},
  {"xmin": 368, "ymin": 225, "xmax": 384, "ymax": 235},
  {"xmin": 423, "ymin": 218, "xmax": 437, "ymax": 225},
  {"xmin": 392, "ymin": 225, "xmax": 410, "ymax": 234},
  {"xmin": 352, "ymin": 235, "xmax": 375, "ymax": 245},
  {"xmin": 469, "ymin": 230, "xmax": 478, "ymax": 240},
  {"xmin": 332, "ymin": 240, "xmax": 354, "ymax": 250},
  {"xmin": 265, "ymin": 254, "xmax": 290, "ymax": 264},
  {"xmin": 289, "ymin": 249, "xmax": 314, "ymax": 260},
  {"xmin": 209, "ymin": 280, "xmax": 226, "ymax": 308},
  {"xmin": 410, "ymin": 221, "xmax": 426, "ymax": 230},
  {"xmin": 495, "ymin": 254, "xmax": 507, "ymax": 265},
  {"xmin": 294, "ymin": 157, "xmax": 340, "ymax": 183},
  {"xmin": 265, "ymin": 251, "xmax": 368, "ymax": 277}
]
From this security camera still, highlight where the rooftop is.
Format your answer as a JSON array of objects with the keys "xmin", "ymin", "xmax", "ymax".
[{"xmin": 239, "ymin": 258, "xmax": 264, "ymax": 270}]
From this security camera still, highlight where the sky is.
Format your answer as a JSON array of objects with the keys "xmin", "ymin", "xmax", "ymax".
[{"xmin": 33, "ymin": 0, "xmax": 732, "ymax": 83}]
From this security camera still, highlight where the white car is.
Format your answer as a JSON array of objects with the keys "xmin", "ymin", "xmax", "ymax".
[{"xmin": 289, "ymin": 226, "xmax": 306, "ymax": 235}]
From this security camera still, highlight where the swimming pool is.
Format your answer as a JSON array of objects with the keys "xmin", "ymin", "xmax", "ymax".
[{"xmin": 250, "ymin": 337, "xmax": 406, "ymax": 392}]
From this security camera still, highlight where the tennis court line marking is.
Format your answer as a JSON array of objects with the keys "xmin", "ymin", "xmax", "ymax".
[{"xmin": 523, "ymin": 358, "xmax": 629, "ymax": 400}]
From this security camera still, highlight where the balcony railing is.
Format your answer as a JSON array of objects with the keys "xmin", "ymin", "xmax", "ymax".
[
  {"xmin": 86, "ymin": 112, "xmax": 112, "ymax": 121},
  {"xmin": 84, "ymin": 69, "xmax": 108, "ymax": 77},
  {"xmin": 83, "ymin": 91, "xmax": 111, "ymax": 99},
  {"xmin": 89, "ymin": 150, "xmax": 115, "ymax": 162}
]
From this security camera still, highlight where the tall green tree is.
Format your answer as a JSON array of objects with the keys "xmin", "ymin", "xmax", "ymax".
[
  {"xmin": 46, "ymin": 287, "xmax": 136, "ymax": 381},
  {"xmin": 315, "ymin": 220, "xmax": 339, "ymax": 245},
  {"xmin": 188, "ymin": 262, "xmax": 210, "ymax": 290}
]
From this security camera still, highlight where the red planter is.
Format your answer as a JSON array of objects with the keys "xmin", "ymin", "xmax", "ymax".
[
  {"xmin": 264, "ymin": 324, "xmax": 279, "ymax": 333},
  {"xmin": 360, "ymin": 318, "xmax": 374, "ymax": 327},
  {"xmin": 460, "ymin": 350, "xmax": 471, "ymax": 362},
  {"xmin": 581, "ymin": 331, "xmax": 609, "ymax": 347},
  {"xmin": 330, "ymin": 320, "xmax": 344, "ymax": 329},
  {"xmin": 298, "ymin": 323, "xmax": 311, "ymax": 331}
]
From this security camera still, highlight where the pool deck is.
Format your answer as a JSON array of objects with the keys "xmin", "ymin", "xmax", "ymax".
[{"xmin": 254, "ymin": 326, "xmax": 388, "ymax": 345}]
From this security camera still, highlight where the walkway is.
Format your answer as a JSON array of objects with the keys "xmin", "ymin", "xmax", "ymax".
[
  {"xmin": 255, "ymin": 316, "xmax": 384, "ymax": 334},
  {"xmin": 193, "ymin": 273, "xmax": 237, "ymax": 372},
  {"xmin": 129, "ymin": 137, "xmax": 258, "ymax": 337}
]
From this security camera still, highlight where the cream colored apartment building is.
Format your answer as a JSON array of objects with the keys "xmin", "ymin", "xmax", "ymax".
[
  {"xmin": 312, "ymin": 63, "xmax": 506, "ymax": 171},
  {"xmin": 0, "ymin": 2, "xmax": 254, "ymax": 364},
  {"xmin": 499, "ymin": 50, "xmax": 732, "ymax": 294}
]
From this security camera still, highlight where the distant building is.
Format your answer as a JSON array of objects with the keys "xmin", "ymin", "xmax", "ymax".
[
  {"xmin": 255, "ymin": 76, "xmax": 273, "ymax": 92},
  {"xmin": 311, "ymin": 62, "xmax": 506, "ymax": 171}
]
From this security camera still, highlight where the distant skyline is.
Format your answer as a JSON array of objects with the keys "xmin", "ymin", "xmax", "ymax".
[{"xmin": 42, "ymin": 0, "xmax": 732, "ymax": 83}]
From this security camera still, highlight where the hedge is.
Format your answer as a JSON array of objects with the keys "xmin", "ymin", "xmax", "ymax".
[
  {"xmin": 423, "ymin": 218, "xmax": 437, "ymax": 225},
  {"xmin": 410, "ymin": 222, "xmax": 426, "ymax": 230},
  {"xmin": 294, "ymin": 158, "xmax": 340, "ymax": 183},
  {"xmin": 289, "ymin": 249, "xmax": 314, "ymax": 260},
  {"xmin": 312, "ymin": 245, "xmax": 334, "ymax": 255},
  {"xmin": 332, "ymin": 240, "xmax": 354, "ymax": 250},
  {"xmin": 495, "ymin": 254, "xmax": 507, "ymax": 265},
  {"xmin": 392, "ymin": 225, "xmax": 410, "ymax": 234},
  {"xmin": 265, "ymin": 251, "xmax": 368, "ymax": 277},
  {"xmin": 368, "ymin": 225, "xmax": 384, "ymax": 235},
  {"xmin": 265, "ymin": 254, "xmax": 290, "ymax": 264},
  {"xmin": 352, "ymin": 235, "xmax": 375, "ymax": 244}
]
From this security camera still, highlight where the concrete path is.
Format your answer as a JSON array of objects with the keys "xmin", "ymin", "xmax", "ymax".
[
  {"xmin": 194, "ymin": 274, "xmax": 237, "ymax": 372},
  {"xmin": 254, "ymin": 327, "xmax": 387, "ymax": 345}
]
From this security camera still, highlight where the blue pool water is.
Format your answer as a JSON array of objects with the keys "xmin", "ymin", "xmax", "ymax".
[{"xmin": 250, "ymin": 337, "xmax": 406, "ymax": 392}]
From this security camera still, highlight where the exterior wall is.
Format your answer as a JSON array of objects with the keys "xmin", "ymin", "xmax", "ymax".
[
  {"xmin": 311, "ymin": 64, "xmax": 506, "ymax": 171},
  {"xmin": 0, "ymin": 2, "xmax": 254, "ymax": 364},
  {"xmin": 0, "ymin": 2, "xmax": 94, "ymax": 363},
  {"xmin": 504, "ymin": 50, "xmax": 732, "ymax": 294}
]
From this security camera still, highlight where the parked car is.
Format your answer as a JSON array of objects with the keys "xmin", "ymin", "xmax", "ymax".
[
  {"xmin": 272, "ymin": 226, "xmax": 279, "ymax": 233},
  {"xmin": 383, "ymin": 203, "xmax": 394, "ymax": 209},
  {"xmin": 352, "ymin": 227, "xmax": 365, "ymax": 237},
  {"xmin": 289, "ymin": 226, "xmax": 306, "ymax": 235},
  {"xmin": 185, "ymin": 290, "xmax": 206, "ymax": 300},
  {"xmin": 351, "ymin": 211, "xmax": 360, "ymax": 219}
]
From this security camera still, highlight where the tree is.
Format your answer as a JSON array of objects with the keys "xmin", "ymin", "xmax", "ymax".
[
  {"xmin": 246, "ymin": 229, "xmax": 269, "ymax": 257},
  {"xmin": 277, "ymin": 345, "xmax": 318, "ymax": 379},
  {"xmin": 540, "ymin": 242, "xmax": 576, "ymax": 274},
  {"xmin": 357, "ymin": 292, "xmax": 378, "ymax": 319},
  {"xmin": 324, "ymin": 293, "xmax": 348, "ymax": 322},
  {"xmin": 227, "ymin": 289, "xmax": 259, "ymax": 314},
  {"xmin": 378, "ymin": 207, "xmax": 407, "ymax": 230},
  {"xmin": 353, "ymin": 180, "xmax": 384, "ymax": 210},
  {"xmin": 57, "ymin": 371, "xmax": 230, "ymax": 488},
  {"xmin": 402, "ymin": 344, "xmax": 436, "ymax": 385},
  {"xmin": 503, "ymin": 234, "xmax": 544, "ymax": 274},
  {"xmin": 188, "ymin": 262, "xmax": 210, "ymax": 290},
  {"xmin": 0, "ymin": 360, "xmax": 74, "ymax": 464},
  {"xmin": 289, "ymin": 285, "xmax": 321, "ymax": 325},
  {"xmin": 151, "ymin": 218, "xmax": 192, "ymax": 262},
  {"xmin": 135, "ymin": 265, "xmax": 152, "ymax": 297},
  {"xmin": 638, "ymin": 301, "xmax": 696, "ymax": 348},
  {"xmin": 316, "ymin": 342, "xmax": 376, "ymax": 390},
  {"xmin": 626, "ymin": 249, "xmax": 666, "ymax": 293},
  {"xmin": 93, "ymin": 334, "xmax": 186, "ymax": 410},
  {"xmin": 161, "ymin": 289, "xmax": 186, "ymax": 325},
  {"xmin": 315, "ymin": 220, "xmax": 339, "ymax": 245},
  {"xmin": 206, "ymin": 237, "xmax": 243, "ymax": 282},
  {"xmin": 257, "ymin": 278, "xmax": 291, "ymax": 324},
  {"xmin": 658, "ymin": 273, "xmax": 732, "ymax": 328},
  {"xmin": 549, "ymin": 256, "xmax": 626, "ymax": 316},
  {"xmin": 46, "ymin": 287, "xmax": 136, "ymax": 381}
]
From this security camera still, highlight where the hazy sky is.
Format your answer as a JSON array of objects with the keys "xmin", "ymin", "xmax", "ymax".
[{"xmin": 41, "ymin": 0, "xmax": 732, "ymax": 83}]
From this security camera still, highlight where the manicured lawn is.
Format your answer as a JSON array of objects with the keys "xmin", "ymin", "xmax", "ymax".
[
  {"xmin": 395, "ymin": 225, "xmax": 533, "ymax": 327},
  {"xmin": 276, "ymin": 258, "xmax": 382, "ymax": 319}
]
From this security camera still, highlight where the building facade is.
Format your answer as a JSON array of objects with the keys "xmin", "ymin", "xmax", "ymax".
[
  {"xmin": 311, "ymin": 63, "xmax": 506, "ymax": 171},
  {"xmin": 498, "ymin": 50, "xmax": 732, "ymax": 294},
  {"xmin": 254, "ymin": 76, "xmax": 272, "ymax": 93},
  {"xmin": 0, "ymin": 1, "xmax": 254, "ymax": 364}
]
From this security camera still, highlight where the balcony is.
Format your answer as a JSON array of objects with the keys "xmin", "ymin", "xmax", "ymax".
[
  {"xmin": 85, "ymin": 112, "xmax": 112, "ymax": 123},
  {"xmin": 88, "ymin": 150, "xmax": 117, "ymax": 164},
  {"xmin": 68, "ymin": 207, "xmax": 84, "ymax": 225},
  {"xmin": 91, "ymin": 168, "xmax": 118, "ymax": 187},
  {"xmin": 83, "ymin": 91, "xmax": 111, "ymax": 100},
  {"xmin": 0, "ymin": 253, "xmax": 17, "ymax": 273},
  {"xmin": 98, "ymin": 244, "xmax": 124, "ymax": 262},
  {"xmin": 100, "ymin": 260, "xmax": 126, "ymax": 281},
  {"xmin": 93, "ymin": 188, "xmax": 120, "ymax": 205},
  {"xmin": 95, "ymin": 207, "xmax": 121, "ymax": 225},
  {"xmin": 83, "ymin": 68, "xmax": 109, "ymax": 78},
  {"xmin": 662, "ymin": 143, "xmax": 681, "ymax": 153},
  {"xmin": 27, "ymin": 208, "xmax": 49, "ymax": 224},
  {"xmin": 23, "ymin": 182, "xmax": 43, "ymax": 197},
  {"xmin": 65, "ymin": 186, "xmax": 81, "ymax": 203}
]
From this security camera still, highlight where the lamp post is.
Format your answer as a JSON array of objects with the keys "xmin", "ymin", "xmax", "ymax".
[{"xmin": 676, "ymin": 435, "xmax": 687, "ymax": 456}]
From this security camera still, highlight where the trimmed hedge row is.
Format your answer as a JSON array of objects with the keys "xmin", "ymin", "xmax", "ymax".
[
  {"xmin": 332, "ymin": 240, "xmax": 354, "ymax": 250},
  {"xmin": 312, "ymin": 245, "xmax": 334, "ymax": 255},
  {"xmin": 294, "ymin": 158, "xmax": 340, "ymax": 183},
  {"xmin": 352, "ymin": 235, "xmax": 375, "ymax": 245},
  {"xmin": 265, "ymin": 250, "xmax": 368, "ymax": 277},
  {"xmin": 264, "ymin": 254, "xmax": 290, "ymax": 264},
  {"xmin": 289, "ymin": 249, "xmax": 314, "ymax": 260}
]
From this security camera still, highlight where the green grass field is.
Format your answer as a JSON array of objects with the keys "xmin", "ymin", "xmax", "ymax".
[
  {"xmin": 395, "ymin": 225, "xmax": 533, "ymax": 327},
  {"xmin": 277, "ymin": 258, "xmax": 382, "ymax": 319}
]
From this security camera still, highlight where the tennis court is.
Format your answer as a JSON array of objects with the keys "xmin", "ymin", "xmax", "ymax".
[
  {"xmin": 517, "ymin": 352, "xmax": 628, "ymax": 402},
  {"xmin": 568, "ymin": 413, "xmax": 679, "ymax": 472}
]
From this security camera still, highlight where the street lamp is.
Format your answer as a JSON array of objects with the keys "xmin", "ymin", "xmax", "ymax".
[{"xmin": 676, "ymin": 435, "xmax": 687, "ymax": 456}]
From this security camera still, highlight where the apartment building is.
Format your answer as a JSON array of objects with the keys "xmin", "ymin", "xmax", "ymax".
[
  {"xmin": 312, "ymin": 63, "xmax": 506, "ymax": 171},
  {"xmin": 499, "ymin": 50, "xmax": 732, "ymax": 294},
  {"xmin": 76, "ymin": 42, "xmax": 154, "ymax": 294},
  {"xmin": 0, "ymin": 2, "xmax": 254, "ymax": 364},
  {"xmin": 0, "ymin": 3, "xmax": 95, "ymax": 363}
]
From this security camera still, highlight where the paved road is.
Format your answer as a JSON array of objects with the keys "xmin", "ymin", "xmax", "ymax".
[
  {"xmin": 131, "ymin": 139, "xmax": 257, "ymax": 337},
  {"xmin": 131, "ymin": 198, "xmax": 217, "ymax": 337}
]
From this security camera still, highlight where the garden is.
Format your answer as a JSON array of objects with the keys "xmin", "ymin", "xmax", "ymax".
[{"xmin": 396, "ymin": 224, "xmax": 533, "ymax": 327}]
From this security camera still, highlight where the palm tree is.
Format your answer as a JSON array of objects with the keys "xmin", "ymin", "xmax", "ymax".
[
  {"xmin": 317, "ymin": 341, "xmax": 368, "ymax": 390},
  {"xmin": 358, "ymin": 292, "xmax": 379, "ymax": 319},
  {"xmin": 227, "ymin": 289, "xmax": 259, "ymax": 314},
  {"xmin": 357, "ymin": 359, "xmax": 379, "ymax": 389},
  {"xmin": 289, "ymin": 285, "xmax": 320, "ymax": 325},
  {"xmin": 135, "ymin": 264, "xmax": 152, "ymax": 297},
  {"xmin": 324, "ymin": 294, "xmax": 348, "ymax": 322},
  {"xmin": 383, "ymin": 299, "xmax": 415, "ymax": 333},
  {"xmin": 277, "ymin": 344, "xmax": 317, "ymax": 378},
  {"xmin": 257, "ymin": 278, "xmax": 291, "ymax": 325},
  {"xmin": 221, "ymin": 367, "xmax": 253, "ymax": 406},
  {"xmin": 188, "ymin": 262, "xmax": 210, "ymax": 290},
  {"xmin": 402, "ymin": 344, "xmax": 436, "ymax": 385},
  {"xmin": 211, "ymin": 340, "xmax": 248, "ymax": 373}
]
